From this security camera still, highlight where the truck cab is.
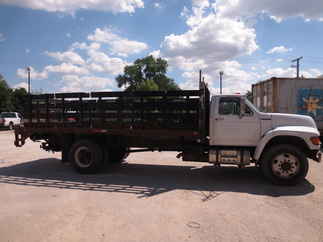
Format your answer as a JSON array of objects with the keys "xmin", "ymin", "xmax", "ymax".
[
  {"xmin": 207, "ymin": 94, "xmax": 321, "ymax": 184},
  {"xmin": 210, "ymin": 95, "xmax": 261, "ymax": 146}
]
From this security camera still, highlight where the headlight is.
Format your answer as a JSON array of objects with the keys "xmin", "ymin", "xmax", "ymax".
[{"xmin": 310, "ymin": 136, "xmax": 321, "ymax": 145}]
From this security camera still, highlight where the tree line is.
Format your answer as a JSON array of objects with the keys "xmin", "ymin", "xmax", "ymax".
[{"xmin": 0, "ymin": 74, "xmax": 27, "ymax": 114}]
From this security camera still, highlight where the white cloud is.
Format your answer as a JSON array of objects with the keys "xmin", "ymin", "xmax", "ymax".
[
  {"xmin": 60, "ymin": 75, "xmax": 114, "ymax": 92},
  {"xmin": 25, "ymin": 48, "xmax": 30, "ymax": 54},
  {"xmin": 179, "ymin": 71, "xmax": 211, "ymax": 90},
  {"xmin": 88, "ymin": 63, "xmax": 104, "ymax": 72},
  {"xmin": 153, "ymin": 2, "xmax": 161, "ymax": 8},
  {"xmin": 45, "ymin": 63, "xmax": 89, "ymax": 75},
  {"xmin": 207, "ymin": 60, "xmax": 261, "ymax": 94},
  {"xmin": 149, "ymin": 50, "xmax": 161, "ymax": 58},
  {"xmin": 160, "ymin": 1, "xmax": 258, "ymax": 94},
  {"xmin": 86, "ymin": 49, "xmax": 127, "ymax": 75},
  {"xmin": 88, "ymin": 28, "xmax": 148, "ymax": 57},
  {"xmin": 187, "ymin": 0, "xmax": 210, "ymax": 26},
  {"xmin": 168, "ymin": 56, "xmax": 207, "ymax": 72},
  {"xmin": 45, "ymin": 50, "xmax": 85, "ymax": 65},
  {"xmin": 216, "ymin": 0, "xmax": 323, "ymax": 22},
  {"xmin": 13, "ymin": 82, "xmax": 28, "ymax": 90},
  {"xmin": 306, "ymin": 68, "xmax": 323, "ymax": 77},
  {"xmin": 166, "ymin": 1, "xmax": 323, "ymax": 93},
  {"xmin": 66, "ymin": 33, "xmax": 71, "ymax": 38},
  {"xmin": 17, "ymin": 67, "xmax": 48, "ymax": 80},
  {"xmin": 71, "ymin": 42, "xmax": 101, "ymax": 51},
  {"xmin": 0, "ymin": 0, "xmax": 144, "ymax": 14},
  {"xmin": 265, "ymin": 67, "xmax": 322, "ymax": 78},
  {"xmin": 180, "ymin": 6, "xmax": 190, "ymax": 19},
  {"xmin": 276, "ymin": 58, "xmax": 284, "ymax": 62},
  {"xmin": 270, "ymin": 15, "xmax": 283, "ymax": 23},
  {"xmin": 179, "ymin": 60, "xmax": 260, "ymax": 94},
  {"xmin": 266, "ymin": 46, "xmax": 292, "ymax": 54},
  {"xmin": 44, "ymin": 39, "xmax": 126, "ymax": 77},
  {"xmin": 0, "ymin": 33, "xmax": 5, "ymax": 42},
  {"xmin": 14, "ymin": 27, "xmax": 134, "ymax": 91},
  {"xmin": 162, "ymin": 14, "xmax": 257, "ymax": 62}
]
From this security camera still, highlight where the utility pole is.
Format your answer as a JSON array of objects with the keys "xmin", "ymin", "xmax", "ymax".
[
  {"xmin": 219, "ymin": 71, "xmax": 224, "ymax": 94},
  {"xmin": 26, "ymin": 66, "xmax": 31, "ymax": 94},
  {"xmin": 291, "ymin": 57, "xmax": 303, "ymax": 78}
]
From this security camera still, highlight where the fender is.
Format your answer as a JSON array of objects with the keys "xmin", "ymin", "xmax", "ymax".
[{"xmin": 254, "ymin": 126, "xmax": 320, "ymax": 160}]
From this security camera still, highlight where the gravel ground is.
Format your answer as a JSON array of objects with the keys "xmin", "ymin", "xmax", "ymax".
[{"xmin": 0, "ymin": 130, "xmax": 323, "ymax": 242}]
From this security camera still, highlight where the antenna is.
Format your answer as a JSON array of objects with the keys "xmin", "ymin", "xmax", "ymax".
[
  {"xmin": 199, "ymin": 70, "xmax": 202, "ymax": 89},
  {"xmin": 219, "ymin": 71, "xmax": 224, "ymax": 94}
]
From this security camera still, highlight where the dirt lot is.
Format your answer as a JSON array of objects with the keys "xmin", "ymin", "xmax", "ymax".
[{"xmin": 0, "ymin": 131, "xmax": 323, "ymax": 242}]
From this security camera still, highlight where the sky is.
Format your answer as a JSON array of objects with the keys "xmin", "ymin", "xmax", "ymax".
[{"xmin": 1, "ymin": 0, "xmax": 323, "ymax": 95}]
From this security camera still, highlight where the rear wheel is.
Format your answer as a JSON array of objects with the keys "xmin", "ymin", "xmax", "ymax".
[
  {"xmin": 69, "ymin": 140, "xmax": 104, "ymax": 174},
  {"xmin": 8, "ymin": 122, "xmax": 14, "ymax": 130},
  {"xmin": 260, "ymin": 144, "xmax": 309, "ymax": 185}
]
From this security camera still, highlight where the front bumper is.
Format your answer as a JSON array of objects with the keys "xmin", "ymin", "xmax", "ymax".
[{"xmin": 309, "ymin": 150, "xmax": 322, "ymax": 163}]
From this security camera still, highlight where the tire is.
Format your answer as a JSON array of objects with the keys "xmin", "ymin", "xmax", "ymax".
[
  {"xmin": 68, "ymin": 139, "xmax": 104, "ymax": 174},
  {"xmin": 8, "ymin": 122, "xmax": 14, "ymax": 130},
  {"xmin": 260, "ymin": 144, "xmax": 309, "ymax": 185},
  {"xmin": 109, "ymin": 147, "xmax": 129, "ymax": 164}
]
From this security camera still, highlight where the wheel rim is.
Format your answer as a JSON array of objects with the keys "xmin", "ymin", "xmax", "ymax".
[
  {"xmin": 74, "ymin": 146, "xmax": 93, "ymax": 168},
  {"xmin": 271, "ymin": 153, "xmax": 300, "ymax": 179}
]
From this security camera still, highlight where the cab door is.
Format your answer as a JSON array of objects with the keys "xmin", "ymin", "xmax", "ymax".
[{"xmin": 210, "ymin": 97, "xmax": 260, "ymax": 147}]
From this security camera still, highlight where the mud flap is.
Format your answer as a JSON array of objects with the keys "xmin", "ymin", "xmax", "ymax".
[{"xmin": 14, "ymin": 126, "xmax": 27, "ymax": 147}]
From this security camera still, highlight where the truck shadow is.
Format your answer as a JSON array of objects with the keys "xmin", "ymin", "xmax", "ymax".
[{"xmin": 0, "ymin": 158, "xmax": 315, "ymax": 199}]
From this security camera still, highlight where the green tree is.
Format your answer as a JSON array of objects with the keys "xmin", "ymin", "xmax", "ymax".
[
  {"xmin": 11, "ymin": 87, "xmax": 28, "ymax": 114},
  {"xmin": 0, "ymin": 75, "xmax": 13, "ymax": 112},
  {"xmin": 137, "ymin": 79, "xmax": 159, "ymax": 91},
  {"xmin": 116, "ymin": 55, "xmax": 180, "ymax": 91}
]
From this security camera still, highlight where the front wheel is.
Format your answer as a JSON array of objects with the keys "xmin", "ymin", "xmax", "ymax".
[
  {"xmin": 260, "ymin": 144, "xmax": 309, "ymax": 185},
  {"xmin": 8, "ymin": 122, "xmax": 14, "ymax": 130},
  {"xmin": 69, "ymin": 140, "xmax": 104, "ymax": 174}
]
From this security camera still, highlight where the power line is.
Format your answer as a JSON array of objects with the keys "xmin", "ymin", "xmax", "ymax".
[{"xmin": 291, "ymin": 56, "xmax": 303, "ymax": 78}]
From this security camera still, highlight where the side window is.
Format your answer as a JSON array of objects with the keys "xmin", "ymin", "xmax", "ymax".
[{"xmin": 219, "ymin": 98, "xmax": 240, "ymax": 115}]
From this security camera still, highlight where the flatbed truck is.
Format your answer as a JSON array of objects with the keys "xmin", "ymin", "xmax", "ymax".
[{"xmin": 14, "ymin": 80, "xmax": 322, "ymax": 185}]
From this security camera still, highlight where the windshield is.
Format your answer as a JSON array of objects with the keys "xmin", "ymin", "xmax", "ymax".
[
  {"xmin": 0, "ymin": 112, "xmax": 16, "ymax": 118},
  {"xmin": 245, "ymin": 99, "xmax": 260, "ymax": 113}
]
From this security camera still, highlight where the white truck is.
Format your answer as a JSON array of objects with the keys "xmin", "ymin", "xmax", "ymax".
[
  {"xmin": 14, "ymin": 80, "xmax": 321, "ymax": 185},
  {"xmin": 0, "ymin": 112, "xmax": 22, "ymax": 130}
]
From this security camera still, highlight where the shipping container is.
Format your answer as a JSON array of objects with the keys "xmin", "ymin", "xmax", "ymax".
[{"xmin": 252, "ymin": 77, "xmax": 323, "ymax": 133}]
